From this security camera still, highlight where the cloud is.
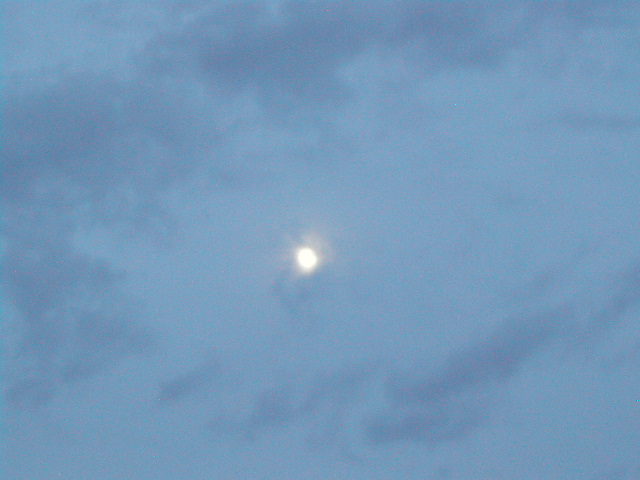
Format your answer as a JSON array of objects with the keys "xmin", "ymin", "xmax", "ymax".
[
  {"xmin": 141, "ymin": 1, "xmax": 537, "ymax": 113},
  {"xmin": 363, "ymin": 259, "xmax": 640, "ymax": 447},
  {"xmin": 391, "ymin": 306, "xmax": 572, "ymax": 405},
  {"xmin": 4, "ymin": 0, "xmax": 639, "ymax": 458},
  {"xmin": 61, "ymin": 300, "xmax": 154, "ymax": 381},
  {"xmin": 574, "ymin": 261, "xmax": 640, "ymax": 351},
  {"xmin": 212, "ymin": 361, "xmax": 381, "ymax": 450},
  {"xmin": 271, "ymin": 270, "xmax": 330, "ymax": 322},
  {"xmin": 208, "ymin": 255, "xmax": 640, "ymax": 452},
  {"xmin": 365, "ymin": 402, "xmax": 482, "ymax": 446},
  {"xmin": 2, "ymin": 228, "xmax": 154, "ymax": 404},
  {"xmin": 558, "ymin": 110, "xmax": 640, "ymax": 131},
  {"xmin": 245, "ymin": 384, "xmax": 298, "ymax": 438},
  {"xmin": 156, "ymin": 355, "xmax": 219, "ymax": 404},
  {"xmin": 5, "ymin": 73, "xmax": 215, "ymax": 208},
  {"xmin": 363, "ymin": 305, "xmax": 574, "ymax": 445},
  {"xmin": 2, "ymin": 70, "xmax": 214, "ymax": 406},
  {"xmin": 4, "ymin": 378, "xmax": 56, "ymax": 410}
]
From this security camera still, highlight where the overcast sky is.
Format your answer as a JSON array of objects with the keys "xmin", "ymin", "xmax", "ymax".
[{"xmin": 3, "ymin": 1, "xmax": 640, "ymax": 479}]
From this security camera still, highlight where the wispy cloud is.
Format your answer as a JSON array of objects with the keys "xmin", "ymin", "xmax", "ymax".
[
  {"xmin": 156, "ymin": 355, "xmax": 219, "ymax": 404},
  {"xmin": 363, "ymin": 305, "xmax": 573, "ymax": 445}
]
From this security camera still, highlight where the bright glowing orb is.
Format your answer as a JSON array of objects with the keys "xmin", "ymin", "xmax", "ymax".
[{"xmin": 296, "ymin": 246, "xmax": 319, "ymax": 273}]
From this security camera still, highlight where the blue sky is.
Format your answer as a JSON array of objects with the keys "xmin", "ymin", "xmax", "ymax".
[{"xmin": 3, "ymin": 1, "xmax": 640, "ymax": 479}]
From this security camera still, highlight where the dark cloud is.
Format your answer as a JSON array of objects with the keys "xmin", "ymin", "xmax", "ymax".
[
  {"xmin": 62, "ymin": 300, "xmax": 154, "ymax": 382},
  {"xmin": 135, "ymin": 0, "xmax": 639, "ymax": 134},
  {"xmin": 141, "ymin": 1, "xmax": 536, "ymax": 113},
  {"xmin": 156, "ymin": 356, "xmax": 219, "ymax": 404},
  {"xmin": 271, "ymin": 271, "xmax": 323, "ymax": 318},
  {"xmin": 3, "ymin": 232, "xmax": 154, "ymax": 404},
  {"xmin": 271, "ymin": 269, "xmax": 345, "ymax": 331},
  {"xmin": 390, "ymin": 306, "xmax": 573, "ymax": 405},
  {"xmin": 213, "ymin": 361, "xmax": 380, "ymax": 449},
  {"xmin": 2, "ymin": 167, "xmax": 157, "ymax": 403},
  {"xmin": 245, "ymin": 384, "xmax": 297, "ymax": 438},
  {"xmin": 4, "ymin": 378, "xmax": 56, "ymax": 410},
  {"xmin": 1, "ymin": 3, "xmax": 236, "ymax": 404},
  {"xmin": 5, "ymin": 243, "xmax": 120, "ymax": 356},
  {"xmin": 364, "ymin": 259, "xmax": 640, "ymax": 446},
  {"xmin": 4, "ymin": 73, "xmax": 215, "ymax": 208},
  {"xmin": 365, "ymin": 403, "xmax": 482, "ymax": 446},
  {"xmin": 198, "ymin": 2, "xmax": 370, "ymax": 99},
  {"xmin": 2, "ymin": 70, "xmax": 213, "ymax": 406},
  {"xmin": 364, "ymin": 305, "xmax": 574, "ymax": 445},
  {"xmin": 208, "ymin": 256, "xmax": 640, "ymax": 452}
]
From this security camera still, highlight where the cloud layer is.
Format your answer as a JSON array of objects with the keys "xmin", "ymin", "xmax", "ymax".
[{"xmin": 4, "ymin": 1, "xmax": 640, "ymax": 479}]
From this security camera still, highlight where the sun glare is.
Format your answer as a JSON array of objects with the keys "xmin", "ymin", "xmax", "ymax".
[{"xmin": 296, "ymin": 246, "xmax": 319, "ymax": 274}]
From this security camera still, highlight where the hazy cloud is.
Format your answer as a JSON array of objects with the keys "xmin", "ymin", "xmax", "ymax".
[
  {"xmin": 157, "ymin": 355, "xmax": 219, "ymax": 404},
  {"xmin": 245, "ymin": 384, "xmax": 297, "ymax": 438},
  {"xmin": 390, "ymin": 306, "xmax": 572, "ymax": 405},
  {"xmin": 558, "ymin": 110, "xmax": 640, "ymax": 131},
  {"xmin": 363, "ymin": 305, "xmax": 573, "ymax": 445},
  {"xmin": 3, "ymin": 44, "xmax": 222, "ymax": 404},
  {"xmin": 142, "ymin": 1, "xmax": 536, "ymax": 113}
]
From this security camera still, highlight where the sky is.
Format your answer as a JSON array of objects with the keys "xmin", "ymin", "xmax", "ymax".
[{"xmin": 2, "ymin": 1, "xmax": 640, "ymax": 479}]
